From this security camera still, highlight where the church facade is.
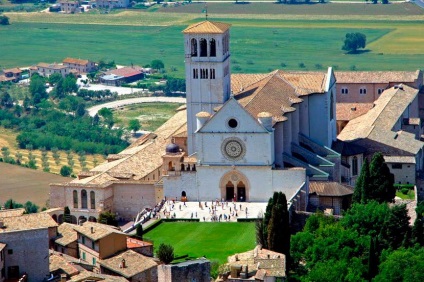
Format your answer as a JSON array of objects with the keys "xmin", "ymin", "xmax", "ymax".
[{"xmin": 50, "ymin": 20, "xmax": 341, "ymax": 222}]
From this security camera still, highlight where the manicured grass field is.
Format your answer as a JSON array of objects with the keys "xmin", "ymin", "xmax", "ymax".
[
  {"xmin": 113, "ymin": 102, "xmax": 183, "ymax": 131},
  {"xmin": 144, "ymin": 222, "xmax": 256, "ymax": 264}
]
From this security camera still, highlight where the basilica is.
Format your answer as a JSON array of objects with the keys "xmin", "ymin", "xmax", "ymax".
[{"xmin": 50, "ymin": 20, "xmax": 342, "ymax": 222}]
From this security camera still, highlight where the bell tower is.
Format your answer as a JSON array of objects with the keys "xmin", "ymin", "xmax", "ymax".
[{"xmin": 183, "ymin": 21, "xmax": 232, "ymax": 155}]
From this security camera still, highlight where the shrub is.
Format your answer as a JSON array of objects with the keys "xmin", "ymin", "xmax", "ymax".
[
  {"xmin": 401, "ymin": 188, "xmax": 409, "ymax": 195},
  {"xmin": 299, "ymin": 62, "xmax": 306, "ymax": 68},
  {"xmin": 157, "ymin": 243, "xmax": 174, "ymax": 264},
  {"xmin": 60, "ymin": 165, "xmax": 72, "ymax": 177}
]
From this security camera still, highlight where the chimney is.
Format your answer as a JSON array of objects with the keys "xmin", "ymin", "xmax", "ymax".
[
  {"xmin": 91, "ymin": 227, "xmax": 94, "ymax": 234},
  {"xmin": 60, "ymin": 274, "xmax": 67, "ymax": 282},
  {"xmin": 120, "ymin": 258, "xmax": 126, "ymax": 268},
  {"xmin": 0, "ymin": 220, "xmax": 4, "ymax": 228}
]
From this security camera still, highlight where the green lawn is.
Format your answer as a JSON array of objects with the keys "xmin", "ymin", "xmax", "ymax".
[
  {"xmin": 396, "ymin": 190, "xmax": 415, "ymax": 200},
  {"xmin": 144, "ymin": 222, "xmax": 256, "ymax": 264},
  {"xmin": 113, "ymin": 102, "xmax": 183, "ymax": 131}
]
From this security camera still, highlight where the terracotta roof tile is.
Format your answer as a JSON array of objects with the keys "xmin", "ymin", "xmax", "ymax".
[
  {"xmin": 335, "ymin": 70, "xmax": 421, "ymax": 84},
  {"xmin": 104, "ymin": 67, "xmax": 142, "ymax": 78},
  {"xmin": 63, "ymin": 58, "xmax": 90, "ymax": 65},
  {"xmin": 3, "ymin": 68, "xmax": 21, "ymax": 73},
  {"xmin": 336, "ymin": 103, "xmax": 374, "ymax": 121},
  {"xmin": 55, "ymin": 223, "xmax": 78, "ymax": 246},
  {"xmin": 49, "ymin": 253, "xmax": 80, "ymax": 276},
  {"xmin": 0, "ymin": 208, "xmax": 25, "ymax": 218},
  {"xmin": 126, "ymin": 237, "xmax": 152, "ymax": 249},
  {"xmin": 309, "ymin": 181, "xmax": 354, "ymax": 196},
  {"xmin": 183, "ymin": 20, "xmax": 231, "ymax": 34},
  {"xmin": 0, "ymin": 213, "xmax": 58, "ymax": 233},
  {"xmin": 37, "ymin": 63, "xmax": 68, "ymax": 70},
  {"xmin": 98, "ymin": 249, "xmax": 157, "ymax": 278},
  {"xmin": 73, "ymin": 221, "xmax": 125, "ymax": 241},
  {"xmin": 70, "ymin": 270, "xmax": 128, "ymax": 282}
]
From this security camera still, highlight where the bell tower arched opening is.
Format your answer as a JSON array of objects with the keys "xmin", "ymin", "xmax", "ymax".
[
  {"xmin": 191, "ymin": 38, "xmax": 198, "ymax": 57},
  {"xmin": 199, "ymin": 38, "xmax": 207, "ymax": 57}
]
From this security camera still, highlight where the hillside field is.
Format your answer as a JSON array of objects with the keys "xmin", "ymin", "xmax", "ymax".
[
  {"xmin": 0, "ymin": 162, "xmax": 71, "ymax": 208},
  {"xmin": 0, "ymin": 3, "xmax": 423, "ymax": 76},
  {"xmin": 144, "ymin": 222, "xmax": 256, "ymax": 264}
]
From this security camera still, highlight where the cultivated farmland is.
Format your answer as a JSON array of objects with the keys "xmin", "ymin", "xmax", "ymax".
[{"xmin": 1, "ymin": 3, "xmax": 423, "ymax": 76}]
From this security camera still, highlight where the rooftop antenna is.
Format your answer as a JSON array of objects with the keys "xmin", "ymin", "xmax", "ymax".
[{"xmin": 203, "ymin": 4, "xmax": 208, "ymax": 20}]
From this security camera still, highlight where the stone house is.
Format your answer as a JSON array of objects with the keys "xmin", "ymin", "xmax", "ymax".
[
  {"xmin": 63, "ymin": 58, "xmax": 96, "ymax": 74},
  {"xmin": 0, "ymin": 68, "xmax": 21, "ymax": 83},
  {"xmin": 338, "ymin": 84, "xmax": 424, "ymax": 186},
  {"xmin": 308, "ymin": 181, "xmax": 353, "ymax": 215},
  {"xmin": 73, "ymin": 222, "xmax": 127, "ymax": 269},
  {"xmin": 0, "ymin": 212, "xmax": 58, "ymax": 281},
  {"xmin": 32, "ymin": 63, "xmax": 70, "ymax": 78},
  {"xmin": 59, "ymin": 0, "xmax": 83, "ymax": 13},
  {"xmin": 54, "ymin": 223, "xmax": 79, "ymax": 258},
  {"xmin": 99, "ymin": 249, "xmax": 158, "ymax": 281},
  {"xmin": 219, "ymin": 245, "xmax": 286, "ymax": 281}
]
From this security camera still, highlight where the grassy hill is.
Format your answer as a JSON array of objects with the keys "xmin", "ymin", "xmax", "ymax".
[{"xmin": 0, "ymin": 162, "xmax": 71, "ymax": 208}]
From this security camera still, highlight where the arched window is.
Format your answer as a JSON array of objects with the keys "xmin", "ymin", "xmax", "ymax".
[
  {"xmin": 181, "ymin": 164, "xmax": 185, "ymax": 171},
  {"xmin": 81, "ymin": 190, "xmax": 88, "ymax": 209},
  {"xmin": 182, "ymin": 191, "xmax": 186, "ymax": 197},
  {"xmin": 192, "ymin": 164, "xmax": 196, "ymax": 171},
  {"xmin": 210, "ymin": 38, "xmax": 216, "ymax": 57},
  {"xmin": 168, "ymin": 161, "xmax": 174, "ymax": 171},
  {"xmin": 73, "ymin": 190, "xmax": 78, "ymax": 208},
  {"xmin": 90, "ymin": 191, "xmax": 95, "ymax": 210},
  {"xmin": 191, "ymin": 38, "xmax": 198, "ymax": 57},
  {"xmin": 352, "ymin": 156, "xmax": 358, "ymax": 176},
  {"xmin": 200, "ymin": 38, "xmax": 207, "ymax": 57}
]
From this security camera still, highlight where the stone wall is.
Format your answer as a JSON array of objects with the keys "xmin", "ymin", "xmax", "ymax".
[{"xmin": 158, "ymin": 258, "xmax": 210, "ymax": 282}]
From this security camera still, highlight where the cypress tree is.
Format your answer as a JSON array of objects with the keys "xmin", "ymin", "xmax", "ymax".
[
  {"xmin": 369, "ymin": 153, "xmax": 395, "ymax": 203},
  {"xmin": 136, "ymin": 224, "xmax": 143, "ymax": 240},
  {"xmin": 353, "ymin": 158, "xmax": 370, "ymax": 204},
  {"xmin": 63, "ymin": 206, "xmax": 72, "ymax": 223},
  {"xmin": 368, "ymin": 237, "xmax": 379, "ymax": 281}
]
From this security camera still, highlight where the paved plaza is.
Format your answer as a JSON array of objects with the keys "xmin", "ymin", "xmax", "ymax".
[{"xmin": 159, "ymin": 200, "xmax": 267, "ymax": 222}]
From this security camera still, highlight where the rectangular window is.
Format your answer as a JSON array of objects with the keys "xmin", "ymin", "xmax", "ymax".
[
  {"xmin": 392, "ymin": 163, "xmax": 402, "ymax": 169},
  {"xmin": 360, "ymin": 88, "xmax": 367, "ymax": 95},
  {"xmin": 7, "ymin": 250, "xmax": 12, "ymax": 255},
  {"xmin": 82, "ymin": 252, "xmax": 86, "ymax": 260},
  {"xmin": 92, "ymin": 257, "xmax": 96, "ymax": 265},
  {"xmin": 210, "ymin": 68, "xmax": 215, "ymax": 79},
  {"xmin": 92, "ymin": 241, "xmax": 95, "ymax": 250},
  {"xmin": 82, "ymin": 236, "xmax": 85, "ymax": 244},
  {"xmin": 341, "ymin": 88, "xmax": 348, "ymax": 94}
]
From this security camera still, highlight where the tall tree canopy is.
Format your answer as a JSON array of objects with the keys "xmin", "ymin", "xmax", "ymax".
[{"xmin": 342, "ymin": 32, "xmax": 367, "ymax": 53}]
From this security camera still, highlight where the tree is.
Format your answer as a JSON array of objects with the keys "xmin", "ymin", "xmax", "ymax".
[
  {"xmin": 63, "ymin": 206, "xmax": 72, "ymax": 223},
  {"xmin": 157, "ymin": 243, "xmax": 174, "ymax": 264},
  {"xmin": 24, "ymin": 201, "xmax": 39, "ymax": 214},
  {"xmin": 98, "ymin": 211, "xmax": 118, "ymax": 226},
  {"xmin": 48, "ymin": 73, "xmax": 63, "ymax": 85},
  {"xmin": 76, "ymin": 103, "xmax": 86, "ymax": 117},
  {"xmin": 151, "ymin": 59, "xmax": 165, "ymax": 71},
  {"xmin": 29, "ymin": 74, "xmax": 48, "ymax": 102},
  {"xmin": 136, "ymin": 224, "xmax": 143, "ymax": 240},
  {"xmin": 128, "ymin": 119, "xmax": 141, "ymax": 133},
  {"xmin": 380, "ymin": 204, "xmax": 411, "ymax": 250},
  {"xmin": 0, "ymin": 92, "xmax": 14, "ymax": 108},
  {"xmin": 353, "ymin": 158, "xmax": 370, "ymax": 204},
  {"xmin": 60, "ymin": 165, "xmax": 72, "ymax": 177},
  {"xmin": 0, "ymin": 15, "xmax": 10, "ymax": 25},
  {"xmin": 369, "ymin": 152, "xmax": 395, "ymax": 203},
  {"xmin": 411, "ymin": 202, "xmax": 424, "ymax": 246},
  {"xmin": 63, "ymin": 74, "xmax": 78, "ymax": 94},
  {"xmin": 342, "ymin": 32, "xmax": 366, "ymax": 53},
  {"xmin": 98, "ymin": 107, "xmax": 114, "ymax": 128}
]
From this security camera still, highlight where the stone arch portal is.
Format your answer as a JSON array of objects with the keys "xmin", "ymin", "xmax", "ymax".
[{"xmin": 219, "ymin": 170, "xmax": 250, "ymax": 202}]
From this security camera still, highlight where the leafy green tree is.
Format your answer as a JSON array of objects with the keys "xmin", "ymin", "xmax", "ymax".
[
  {"xmin": 0, "ymin": 92, "xmax": 14, "ymax": 108},
  {"xmin": 342, "ymin": 32, "xmax": 367, "ymax": 53},
  {"xmin": 52, "ymin": 147, "xmax": 61, "ymax": 165},
  {"xmin": 63, "ymin": 74, "xmax": 78, "ymax": 94},
  {"xmin": 98, "ymin": 107, "xmax": 114, "ymax": 128},
  {"xmin": 60, "ymin": 165, "xmax": 72, "ymax": 177},
  {"xmin": 380, "ymin": 204, "xmax": 411, "ymax": 249},
  {"xmin": 76, "ymin": 103, "xmax": 86, "ymax": 117},
  {"xmin": 4, "ymin": 199, "xmax": 23, "ymax": 209},
  {"xmin": 63, "ymin": 206, "xmax": 72, "ymax": 223},
  {"xmin": 157, "ymin": 243, "xmax": 174, "ymax": 264},
  {"xmin": 267, "ymin": 192, "xmax": 290, "ymax": 259},
  {"xmin": 128, "ymin": 119, "xmax": 141, "ymax": 133},
  {"xmin": 24, "ymin": 201, "xmax": 39, "ymax": 214},
  {"xmin": 369, "ymin": 152, "xmax": 395, "ymax": 203},
  {"xmin": 353, "ymin": 158, "xmax": 370, "ymax": 204},
  {"xmin": 98, "ymin": 211, "xmax": 118, "ymax": 226},
  {"xmin": 48, "ymin": 73, "xmax": 63, "ymax": 85},
  {"xmin": 151, "ymin": 59, "xmax": 165, "ymax": 71},
  {"xmin": 374, "ymin": 247, "xmax": 424, "ymax": 282},
  {"xmin": 15, "ymin": 151, "xmax": 23, "ymax": 165},
  {"xmin": 23, "ymin": 95, "xmax": 31, "ymax": 112},
  {"xmin": 1, "ymin": 146, "xmax": 11, "ymax": 162},
  {"xmin": 29, "ymin": 74, "xmax": 48, "ymax": 102},
  {"xmin": 0, "ymin": 15, "xmax": 10, "ymax": 25},
  {"xmin": 411, "ymin": 202, "xmax": 424, "ymax": 246}
]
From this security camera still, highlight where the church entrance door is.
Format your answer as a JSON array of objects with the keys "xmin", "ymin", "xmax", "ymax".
[
  {"xmin": 226, "ymin": 181, "xmax": 234, "ymax": 201},
  {"xmin": 237, "ymin": 181, "xmax": 246, "ymax": 202}
]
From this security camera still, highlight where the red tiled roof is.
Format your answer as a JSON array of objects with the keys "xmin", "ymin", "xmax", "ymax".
[
  {"xmin": 105, "ymin": 67, "xmax": 142, "ymax": 78},
  {"xmin": 63, "ymin": 58, "xmax": 90, "ymax": 66},
  {"xmin": 126, "ymin": 237, "xmax": 152, "ymax": 249},
  {"xmin": 336, "ymin": 103, "xmax": 374, "ymax": 121},
  {"xmin": 3, "ymin": 68, "xmax": 21, "ymax": 74}
]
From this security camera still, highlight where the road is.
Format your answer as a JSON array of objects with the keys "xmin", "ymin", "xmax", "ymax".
[{"xmin": 87, "ymin": 97, "xmax": 186, "ymax": 117}]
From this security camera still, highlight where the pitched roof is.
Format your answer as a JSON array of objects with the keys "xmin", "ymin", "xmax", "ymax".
[
  {"xmin": 3, "ymin": 68, "xmax": 21, "ymax": 73},
  {"xmin": 383, "ymin": 156, "xmax": 416, "ymax": 164},
  {"xmin": 98, "ymin": 250, "xmax": 157, "ymax": 278},
  {"xmin": 233, "ymin": 70, "xmax": 327, "ymax": 124},
  {"xmin": 70, "ymin": 270, "xmax": 128, "ymax": 282},
  {"xmin": 73, "ymin": 222, "xmax": 125, "ymax": 241},
  {"xmin": 104, "ymin": 67, "xmax": 142, "ymax": 78},
  {"xmin": 49, "ymin": 253, "xmax": 80, "ymax": 276},
  {"xmin": 127, "ymin": 237, "xmax": 152, "ymax": 249},
  {"xmin": 0, "ymin": 208, "xmax": 25, "ymax": 218},
  {"xmin": 55, "ymin": 222, "xmax": 78, "ymax": 246},
  {"xmin": 335, "ymin": 70, "xmax": 421, "ymax": 84},
  {"xmin": 183, "ymin": 21, "xmax": 231, "ymax": 34},
  {"xmin": 338, "ymin": 84, "xmax": 423, "ymax": 155},
  {"xmin": 37, "ymin": 63, "xmax": 68, "ymax": 70},
  {"xmin": 309, "ymin": 181, "xmax": 354, "ymax": 197},
  {"xmin": 336, "ymin": 103, "xmax": 374, "ymax": 121},
  {"xmin": 63, "ymin": 58, "xmax": 90, "ymax": 65},
  {"xmin": 0, "ymin": 213, "xmax": 58, "ymax": 233}
]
